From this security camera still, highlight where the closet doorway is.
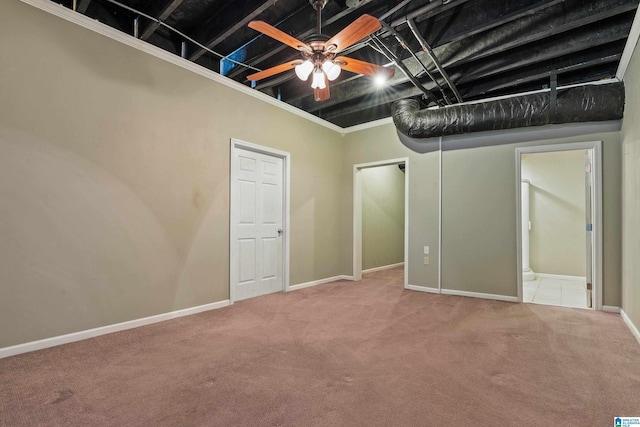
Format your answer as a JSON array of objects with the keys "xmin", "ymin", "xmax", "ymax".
[{"xmin": 353, "ymin": 158, "xmax": 409, "ymax": 287}]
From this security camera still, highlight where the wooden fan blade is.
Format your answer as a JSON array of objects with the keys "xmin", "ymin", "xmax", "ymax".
[
  {"xmin": 336, "ymin": 56, "xmax": 395, "ymax": 79},
  {"xmin": 247, "ymin": 60, "xmax": 302, "ymax": 81},
  {"xmin": 314, "ymin": 76, "xmax": 330, "ymax": 101},
  {"xmin": 248, "ymin": 21, "xmax": 311, "ymax": 53},
  {"xmin": 325, "ymin": 15, "xmax": 381, "ymax": 54}
]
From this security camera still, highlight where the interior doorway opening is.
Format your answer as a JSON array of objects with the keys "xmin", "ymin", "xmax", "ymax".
[
  {"xmin": 353, "ymin": 158, "xmax": 409, "ymax": 288},
  {"xmin": 516, "ymin": 142, "xmax": 602, "ymax": 310}
]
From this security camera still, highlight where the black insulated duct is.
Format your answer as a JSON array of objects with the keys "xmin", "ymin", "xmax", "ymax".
[{"xmin": 392, "ymin": 82, "xmax": 625, "ymax": 141}]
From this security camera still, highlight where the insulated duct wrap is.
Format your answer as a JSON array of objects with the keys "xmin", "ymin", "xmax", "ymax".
[{"xmin": 392, "ymin": 82, "xmax": 624, "ymax": 140}]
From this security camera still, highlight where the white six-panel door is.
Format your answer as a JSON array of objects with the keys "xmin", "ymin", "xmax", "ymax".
[{"xmin": 231, "ymin": 145, "xmax": 284, "ymax": 301}]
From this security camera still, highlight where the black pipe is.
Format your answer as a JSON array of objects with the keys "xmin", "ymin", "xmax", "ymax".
[
  {"xmin": 370, "ymin": 35, "xmax": 441, "ymax": 106},
  {"xmin": 389, "ymin": 0, "xmax": 442, "ymax": 28},
  {"xmin": 380, "ymin": 22, "xmax": 451, "ymax": 104},
  {"xmin": 392, "ymin": 82, "xmax": 624, "ymax": 139},
  {"xmin": 407, "ymin": 19, "xmax": 462, "ymax": 103}
]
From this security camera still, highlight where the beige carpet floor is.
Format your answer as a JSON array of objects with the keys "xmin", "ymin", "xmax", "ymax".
[{"xmin": 1, "ymin": 267, "xmax": 639, "ymax": 426}]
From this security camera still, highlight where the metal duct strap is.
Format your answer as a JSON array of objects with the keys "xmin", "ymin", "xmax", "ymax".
[{"xmin": 392, "ymin": 82, "xmax": 624, "ymax": 141}]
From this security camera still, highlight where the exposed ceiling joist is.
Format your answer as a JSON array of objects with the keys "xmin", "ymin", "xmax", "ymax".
[
  {"xmin": 56, "ymin": 0, "xmax": 640, "ymax": 128},
  {"xmin": 225, "ymin": 0, "xmax": 382, "ymax": 79},
  {"xmin": 284, "ymin": 0, "xmax": 636, "ymax": 114},
  {"xmin": 188, "ymin": 0, "xmax": 280, "ymax": 62},
  {"xmin": 277, "ymin": 0, "xmax": 582, "ymax": 103},
  {"xmin": 229, "ymin": 0, "xmax": 468, "ymax": 81},
  {"xmin": 455, "ymin": 19, "xmax": 632, "ymax": 84},
  {"xmin": 323, "ymin": 83, "xmax": 420, "ymax": 120},
  {"xmin": 422, "ymin": 0, "xmax": 565, "ymax": 48},
  {"xmin": 76, "ymin": 0, "xmax": 91, "ymax": 14},
  {"xmin": 140, "ymin": 0, "xmax": 186, "ymax": 41},
  {"xmin": 445, "ymin": 0, "xmax": 639, "ymax": 69},
  {"xmin": 325, "ymin": 46, "xmax": 625, "ymax": 120},
  {"xmin": 463, "ymin": 53, "xmax": 623, "ymax": 98}
]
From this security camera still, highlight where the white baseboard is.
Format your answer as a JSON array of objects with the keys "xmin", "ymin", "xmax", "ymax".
[
  {"xmin": 602, "ymin": 305, "xmax": 621, "ymax": 313},
  {"xmin": 0, "ymin": 299, "xmax": 230, "ymax": 359},
  {"xmin": 406, "ymin": 284, "xmax": 440, "ymax": 294},
  {"xmin": 288, "ymin": 275, "xmax": 353, "ymax": 291},
  {"xmin": 441, "ymin": 288, "xmax": 519, "ymax": 303},
  {"xmin": 621, "ymin": 309, "xmax": 640, "ymax": 345},
  {"xmin": 405, "ymin": 285, "xmax": 518, "ymax": 302},
  {"xmin": 363, "ymin": 262, "xmax": 404, "ymax": 274},
  {"xmin": 535, "ymin": 273, "xmax": 587, "ymax": 281}
]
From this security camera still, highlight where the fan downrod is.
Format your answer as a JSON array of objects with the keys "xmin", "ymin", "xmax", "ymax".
[{"xmin": 310, "ymin": 0, "xmax": 329, "ymax": 34}]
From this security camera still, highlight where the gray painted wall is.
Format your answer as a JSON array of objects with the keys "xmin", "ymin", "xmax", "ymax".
[
  {"xmin": 343, "ymin": 126, "xmax": 440, "ymax": 289},
  {"xmin": 345, "ymin": 124, "xmax": 621, "ymax": 304},
  {"xmin": 440, "ymin": 130, "xmax": 619, "ymax": 301},
  {"xmin": 621, "ymin": 31, "xmax": 640, "ymax": 333},
  {"xmin": 522, "ymin": 150, "xmax": 587, "ymax": 277},
  {"xmin": 361, "ymin": 165, "xmax": 405, "ymax": 271}
]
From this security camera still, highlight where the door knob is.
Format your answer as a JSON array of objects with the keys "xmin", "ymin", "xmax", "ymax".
[{"xmin": 277, "ymin": 229, "xmax": 283, "ymax": 236}]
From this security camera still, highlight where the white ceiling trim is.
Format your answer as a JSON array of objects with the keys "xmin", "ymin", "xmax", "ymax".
[
  {"xmin": 342, "ymin": 117, "xmax": 394, "ymax": 133},
  {"xmin": 20, "ymin": 0, "xmax": 346, "ymax": 134}
]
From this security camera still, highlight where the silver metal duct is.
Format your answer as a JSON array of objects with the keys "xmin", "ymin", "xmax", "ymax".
[{"xmin": 392, "ymin": 82, "xmax": 625, "ymax": 142}]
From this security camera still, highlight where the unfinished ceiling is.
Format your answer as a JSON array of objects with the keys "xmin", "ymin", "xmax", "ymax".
[{"xmin": 54, "ymin": 0, "xmax": 639, "ymax": 128}]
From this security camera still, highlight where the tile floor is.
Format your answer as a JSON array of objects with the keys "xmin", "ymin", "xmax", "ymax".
[{"xmin": 523, "ymin": 277, "xmax": 589, "ymax": 309}]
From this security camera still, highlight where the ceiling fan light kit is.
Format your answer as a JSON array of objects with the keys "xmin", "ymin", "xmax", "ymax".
[
  {"xmin": 322, "ymin": 61, "xmax": 341, "ymax": 81},
  {"xmin": 246, "ymin": 0, "xmax": 394, "ymax": 101},
  {"xmin": 311, "ymin": 70, "xmax": 327, "ymax": 89},
  {"xmin": 295, "ymin": 60, "xmax": 314, "ymax": 81}
]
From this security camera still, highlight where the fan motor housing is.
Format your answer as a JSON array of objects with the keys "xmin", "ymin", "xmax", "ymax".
[{"xmin": 304, "ymin": 34, "xmax": 331, "ymax": 53}]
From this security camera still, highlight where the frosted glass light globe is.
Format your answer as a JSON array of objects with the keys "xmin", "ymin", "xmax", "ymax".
[
  {"xmin": 322, "ymin": 61, "xmax": 341, "ymax": 81},
  {"xmin": 311, "ymin": 69, "xmax": 326, "ymax": 89},
  {"xmin": 294, "ymin": 60, "xmax": 314, "ymax": 81}
]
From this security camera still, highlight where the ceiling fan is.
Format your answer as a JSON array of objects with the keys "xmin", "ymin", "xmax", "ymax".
[{"xmin": 246, "ymin": 0, "xmax": 395, "ymax": 101}]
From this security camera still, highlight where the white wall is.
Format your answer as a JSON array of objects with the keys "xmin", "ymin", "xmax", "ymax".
[{"xmin": 522, "ymin": 150, "xmax": 587, "ymax": 277}]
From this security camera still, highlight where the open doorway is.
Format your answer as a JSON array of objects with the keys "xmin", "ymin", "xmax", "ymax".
[
  {"xmin": 353, "ymin": 158, "xmax": 409, "ymax": 288},
  {"xmin": 516, "ymin": 142, "xmax": 602, "ymax": 310}
]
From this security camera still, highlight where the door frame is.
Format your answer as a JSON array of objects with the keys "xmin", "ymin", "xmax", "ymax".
[
  {"xmin": 353, "ymin": 158, "xmax": 409, "ymax": 288},
  {"xmin": 515, "ymin": 141, "xmax": 603, "ymax": 310},
  {"xmin": 229, "ymin": 138, "xmax": 291, "ymax": 304}
]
